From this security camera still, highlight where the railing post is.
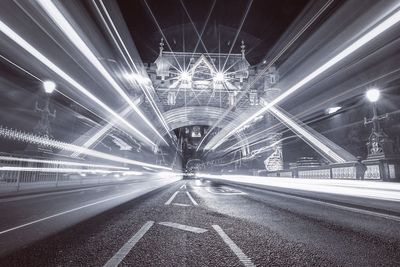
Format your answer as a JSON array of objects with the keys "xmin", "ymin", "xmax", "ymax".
[
  {"xmin": 55, "ymin": 171, "xmax": 59, "ymax": 187},
  {"xmin": 16, "ymin": 169, "xmax": 21, "ymax": 192}
]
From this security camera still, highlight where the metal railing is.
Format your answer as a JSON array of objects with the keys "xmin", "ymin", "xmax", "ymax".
[{"xmin": 0, "ymin": 153, "xmax": 135, "ymax": 193}]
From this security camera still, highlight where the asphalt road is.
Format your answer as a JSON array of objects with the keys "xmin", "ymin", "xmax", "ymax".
[{"xmin": 1, "ymin": 178, "xmax": 400, "ymax": 266}]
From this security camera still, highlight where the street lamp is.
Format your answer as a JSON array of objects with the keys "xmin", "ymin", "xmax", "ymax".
[
  {"xmin": 40, "ymin": 80, "xmax": 56, "ymax": 117},
  {"xmin": 364, "ymin": 88, "xmax": 385, "ymax": 133},
  {"xmin": 43, "ymin": 80, "xmax": 56, "ymax": 94},
  {"xmin": 214, "ymin": 72, "xmax": 225, "ymax": 83},
  {"xmin": 364, "ymin": 87, "xmax": 391, "ymax": 161},
  {"xmin": 179, "ymin": 71, "xmax": 191, "ymax": 82},
  {"xmin": 366, "ymin": 88, "xmax": 380, "ymax": 103}
]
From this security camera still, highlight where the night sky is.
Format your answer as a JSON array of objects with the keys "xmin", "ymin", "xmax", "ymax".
[{"xmin": 117, "ymin": 0, "xmax": 311, "ymax": 63}]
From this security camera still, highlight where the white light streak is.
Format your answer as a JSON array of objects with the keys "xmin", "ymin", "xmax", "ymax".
[
  {"xmin": 122, "ymin": 171, "xmax": 143, "ymax": 176},
  {"xmin": 0, "ymin": 166, "xmax": 114, "ymax": 174},
  {"xmin": 210, "ymin": 8, "xmax": 400, "ymax": 150},
  {"xmin": 0, "ymin": 155, "xmax": 128, "ymax": 170},
  {"xmin": 268, "ymin": 105, "xmax": 345, "ymax": 163},
  {"xmin": 196, "ymin": 173, "xmax": 400, "ymax": 202},
  {"xmin": 0, "ymin": 19, "xmax": 156, "ymax": 147},
  {"xmin": 0, "ymin": 126, "xmax": 171, "ymax": 170},
  {"xmin": 124, "ymin": 72, "xmax": 149, "ymax": 85},
  {"xmin": 36, "ymin": 0, "xmax": 168, "ymax": 146},
  {"xmin": 95, "ymin": 0, "xmax": 173, "ymax": 143},
  {"xmin": 326, "ymin": 106, "xmax": 342, "ymax": 114}
]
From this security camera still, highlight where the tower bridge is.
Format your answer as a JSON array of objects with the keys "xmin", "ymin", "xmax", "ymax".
[{"xmin": 1, "ymin": 0, "xmax": 400, "ymax": 265}]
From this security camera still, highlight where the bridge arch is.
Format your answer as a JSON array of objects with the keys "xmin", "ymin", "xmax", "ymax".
[{"xmin": 155, "ymin": 106, "xmax": 250, "ymax": 155}]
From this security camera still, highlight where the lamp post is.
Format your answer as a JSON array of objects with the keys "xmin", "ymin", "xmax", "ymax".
[
  {"xmin": 365, "ymin": 88, "xmax": 384, "ymax": 134},
  {"xmin": 364, "ymin": 88, "xmax": 390, "ymax": 159},
  {"xmin": 363, "ymin": 88, "xmax": 400, "ymax": 181},
  {"xmin": 35, "ymin": 80, "xmax": 56, "ymax": 139}
]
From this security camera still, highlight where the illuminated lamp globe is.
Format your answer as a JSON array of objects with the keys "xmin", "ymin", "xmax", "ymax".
[
  {"xmin": 43, "ymin": 80, "xmax": 56, "ymax": 94},
  {"xmin": 180, "ymin": 71, "xmax": 191, "ymax": 82},
  {"xmin": 214, "ymin": 72, "xmax": 225, "ymax": 82},
  {"xmin": 366, "ymin": 88, "xmax": 380, "ymax": 102}
]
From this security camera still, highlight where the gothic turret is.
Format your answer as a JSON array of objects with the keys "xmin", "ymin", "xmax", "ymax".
[
  {"xmin": 234, "ymin": 41, "xmax": 250, "ymax": 82},
  {"xmin": 155, "ymin": 38, "xmax": 170, "ymax": 80}
]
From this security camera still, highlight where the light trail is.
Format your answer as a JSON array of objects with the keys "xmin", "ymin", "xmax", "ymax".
[
  {"xmin": 0, "ymin": 155, "xmax": 128, "ymax": 170},
  {"xmin": 220, "ymin": 0, "xmax": 253, "ymax": 72},
  {"xmin": 143, "ymin": 0, "xmax": 183, "ymax": 72},
  {"xmin": 36, "ymin": 0, "xmax": 168, "ymax": 146},
  {"xmin": 180, "ymin": 0, "xmax": 218, "ymax": 72},
  {"xmin": 189, "ymin": 0, "xmax": 216, "ymax": 59},
  {"xmin": 0, "ymin": 126, "xmax": 171, "ymax": 170},
  {"xmin": 219, "ymin": 61, "xmax": 400, "ymax": 157},
  {"xmin": 1, "ymin": 167, "xmax": 142, "ymax": 176},
  {"xmin": 0, "ymin": 19, "xmax": 158, "ymax": 148},
  {"xmin": 0, "ymin": 166, "xmax": 115, "ymax": 174},
  {"xmin": 209, "ymin": 8, "xmax": 400, "ymax": 151},
  {"xmin": 196, "ymin": 0, "xmax": 335, "ymax": 151},
  {"xmin": 0, "ymin": 53, "xmax": 127, "ymax": 133},
  {"xmin": 196, "ymin": 173, "xmax": 400, "ymax": 203},
  {"xmin": 94, "ymin": 0, "xmax": 174, "ymax": 143}
]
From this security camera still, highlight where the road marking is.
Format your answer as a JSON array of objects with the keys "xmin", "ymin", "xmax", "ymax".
[
  {"xmin": 0, "ymin": 190, "xmax": 143, "ymax": 235},
  {"xmin": 205, "ymin": 186, "xmax": 246, "ymax": 195},
  {"xmin": 165, "ymin": 191, "xmax": 179, "ymax": 205},
  {"xmin": 103, "ymin": 221, "xmax": 154, "ymax": 267},
  {"xmin": 186, "ymin": 191, "xmax": 198, "ymax": 206},
  {"xmin": 172, "ymin": 203, "xmax": 191, "ymax": 207},
  {"xmin": 212, "ymin": 225, "xmax": 256, "ymax": 267},
  {"xmin": 159, "ymin": 222, "xmax": 207, "ymax": 233},
  {"xmin": 265, "ymin": 190, "xmax": 400, "ymax": 222},
  {"xmin": 179, "ymin": 183, "xmax": 186, "ymax": 190}
]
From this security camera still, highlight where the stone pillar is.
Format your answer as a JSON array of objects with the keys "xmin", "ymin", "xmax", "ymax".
[
  {"xmin": 264, "ymin": 133, "xmax": 284, "ymax": 171},
  {"xmin": 263, "ymin": 70, "xmax": 283, "ymax": 172}
]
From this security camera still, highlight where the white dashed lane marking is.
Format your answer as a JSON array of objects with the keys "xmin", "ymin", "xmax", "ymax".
[
  {"xmin": 103, "ymin": 221, "xmax": 154, "ymax": 267},
  {"xmin": 172, "ymin": 203, "xmax": 191, "ymax": 207},
  {"xmin": 212, "ymin": 225, "xmax": 256, "ymax": 267},
  {"xmin": 186, "ymin": 191, "xmax": 198, "ymax": 206},
  {"xmin": 164, "ymin": 191, "xmax": 179, "ymax": 205},
  {"xmin": 159, "ymin": 222, "xmax": 207, "ymax": 233}
]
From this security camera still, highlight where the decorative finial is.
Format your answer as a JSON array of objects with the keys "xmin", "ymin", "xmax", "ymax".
[
  {"xmin": 159, "ymin": 38, "xmax": 164, "ymax": 55},
  {"xmin": 241, "ymin": 40, "xmax": 245, "ymax": 58}
]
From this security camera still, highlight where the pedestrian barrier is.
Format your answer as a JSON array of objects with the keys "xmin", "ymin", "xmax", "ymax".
[{"xmin": 0, "ymin": 153, "xmax": 135, "ymax": 193}]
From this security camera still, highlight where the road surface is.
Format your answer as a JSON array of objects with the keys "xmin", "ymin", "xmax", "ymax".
[{"xmin": 1, "ymin": 178, "xmax": 400, "ymax": 266}]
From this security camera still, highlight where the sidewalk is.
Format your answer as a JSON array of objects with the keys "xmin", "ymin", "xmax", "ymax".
[{"xmin": 0, "ymin": 177, "xmax": 149, "ymax": 198}]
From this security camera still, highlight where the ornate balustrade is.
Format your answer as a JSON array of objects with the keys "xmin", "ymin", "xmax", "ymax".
[{"xmin": 266, "ymin": 159, "xmax": 400, "ymax": 181}]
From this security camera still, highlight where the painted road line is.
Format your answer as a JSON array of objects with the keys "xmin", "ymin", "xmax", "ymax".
[
  {"xmin": 159, "ymin": 222, "xmax": 207, "ymax": 233},
  {"xmin": 205, "ymin": 186, "xmax": 246, "ymax": 195},
  {"xmin": 179, "ymin": 183, "xmax": 187, "ymax": 190},
  {"xmin": 186, "ymin": 191, "xmax": 198, "ymax": 206},
  {"xmin": 0, "ymin": 190, "xmax": 144, "ymax": 235},
  {"xmin": 265, "ymin": 190, "xmax": 400, "ymax": 222},
  {"xmin": 212, "ymin": 225, "xmax": 256, "ymax": 267},
  {"xmin": 165, "ymin": 191, "xmax": 179, "ymax": 205},
  {"xmin": 103, "ymin": 221, "xmax": 154, "ymax": 267},
  {"xmin": 172, "ymin": 203, "xmax": 191, "ymax": 207}
]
